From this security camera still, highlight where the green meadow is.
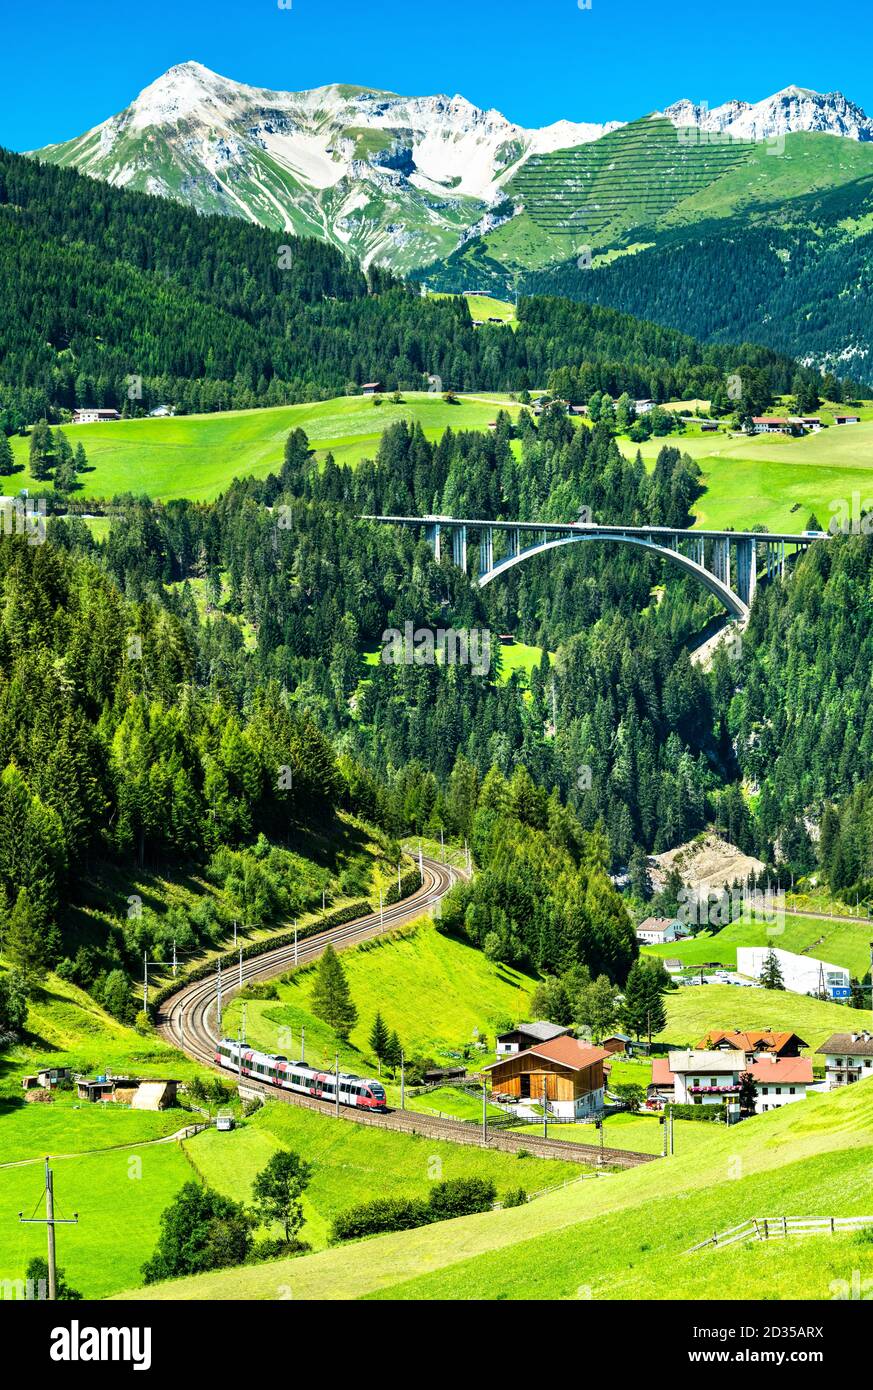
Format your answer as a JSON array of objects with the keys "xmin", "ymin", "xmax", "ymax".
[
  {"xmin": 7, "ymin": 391, "xmax": 871, "ymax": 535},
  {"xmin": 8, "ymin": 393, "xmax": 521, "ymax": 502},
  {"xmin": 655, "ymin": 982, "xmax": 863, "ymax": 1056},
  {"xmin": 184, "ymin": 1099, "xmax": 582, "ymax": 1253},
  {"xmin": 222, "ymin": 919, "xmax": 536, "ymax": 1077},
  {"xmin": 123, "ymin": 1075, "xmax": 873, "ymax": 1301},
  {"xmin": 0, "ymin": 1139, "xmax": 195, "ymax": 1299},
  {"xmin": 644, "ymin": 912, "xmax": 873, "ymax": 979}
]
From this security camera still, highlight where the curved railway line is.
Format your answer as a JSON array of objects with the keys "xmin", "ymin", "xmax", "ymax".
[{"xmin": 156, "ymin": 855, "xmax": 654, "ymax": 1169}]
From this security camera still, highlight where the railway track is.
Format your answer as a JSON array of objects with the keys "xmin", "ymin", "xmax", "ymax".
[
  {"xmin": 157, "ymin": 856, "xmax": 456, "ymax": 1063},
  {"xmin": 156, "ymin": 855, "xmax": 653, "ymax": 1170}
]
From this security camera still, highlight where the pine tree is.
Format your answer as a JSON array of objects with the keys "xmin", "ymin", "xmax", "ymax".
[
  {"xmin": 0, "ymin": 433, "xmax": 13, "ymax": 476},
  {"xmin": 368, "ymin": 1010, "xmax": 389, "ymax": 1072},
  {"xmin": 619, "ymin": 960, "xmax": 667, "ymax": 1040},
  {"xmin": 758, "ymin": 948, "xmax": 785, "ymax": 991},
  {"xmin": 385, "ymin": 1029, "xmax": 403, "ymax": 1073},
  {"xmin": 310, "ymin": 944, "xmax": 358, "ymax": 1041}
]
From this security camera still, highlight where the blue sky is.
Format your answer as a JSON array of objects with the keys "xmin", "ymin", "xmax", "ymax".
[{"xmin": 3, "ymin": 0, "xmax": 873, "ymax": 150}]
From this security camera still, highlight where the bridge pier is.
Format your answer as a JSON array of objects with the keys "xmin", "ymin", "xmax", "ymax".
[
  {"xmin": 425, "ymin": 521, "xmax": 441, "ymax": 564},
  {"xmin": 479, "ymin": 527, "xmax": 493, "ymax": 575},
  {"xmin": 451, "ymin": 525, "xmax": 468, "ymax": 573}
]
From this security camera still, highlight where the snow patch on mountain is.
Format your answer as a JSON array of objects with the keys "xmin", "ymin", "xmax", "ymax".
[{"xmin": 663, "ymin": 85, "xmax": 873, "ymax": 143}]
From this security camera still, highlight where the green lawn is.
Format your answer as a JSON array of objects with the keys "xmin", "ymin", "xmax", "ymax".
[
  {"xmin": 0, "ymin": 1140, "xmax": 195, "ymax": 1299},
  {"xmin": 9, "ymin": 393, "xmax": 522, "ymax": 502},
  {"xmin": 404, "ymin": 1085, "xmax": 504, "ymax": 1122},
  {"xmin": 222, "ymin": 920, "xmax": 536, "ymax": 1078},
  {"xmin": 184, "ymin": 1099, "xmax": 582, "ymax": 1252},
  {"xmin": 618, "ymin": 416, "xmax": 873, "ymax": 533},
  {"xmin": 0, "ymin": 1096, "xmax": 186, "ymax": 1164},
  {"xmin": 644, "ymin": 912, "xmax": 873, "ymax": 979},
  {"xmin": 123, "ymin": 1074, "xmax": 873, "ymax": 1301},
  {"xmin": 509, "ymin": 1110, "xmax": 714, "ymax": 1157}
]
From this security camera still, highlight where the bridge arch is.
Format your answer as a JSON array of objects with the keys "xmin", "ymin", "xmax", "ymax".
[{"xmin": 479, "ymin": 533, "xmax": 750, "ymax": 620}]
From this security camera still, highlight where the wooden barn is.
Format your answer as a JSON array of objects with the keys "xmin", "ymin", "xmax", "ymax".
[{"xmin": 484, "ymin": 1037, "xmax": 609, "ymax": 1118}]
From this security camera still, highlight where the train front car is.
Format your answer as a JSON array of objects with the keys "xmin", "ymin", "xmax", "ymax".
[{"xmin": 356, "ymin": 1078, "xmax": 387, "ymax": 1111}]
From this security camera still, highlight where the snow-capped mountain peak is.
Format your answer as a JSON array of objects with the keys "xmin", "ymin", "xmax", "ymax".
[{"xmin": 663, "ymin": 86, "xmax": 873, "ymax": 142}]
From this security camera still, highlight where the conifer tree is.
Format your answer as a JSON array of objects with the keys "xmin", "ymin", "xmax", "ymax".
[{"xmin": 310, "ymin": 944, "xmax": 358, "ymax": 1041}]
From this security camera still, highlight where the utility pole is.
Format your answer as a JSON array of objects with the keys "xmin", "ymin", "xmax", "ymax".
[
  {"xmin": 400, "ymin": 1053, "xmax": 405, "ymax": 1110},
  {"xmin": 216, "ymin": 957, "xmax": 222, "ymax": 1033},
  {"xmin": 322, "ymin": 889, "xmax": 326, "ymax": 912},
  {"xmin": 379, "ymin": 886, "xmax": 384, "ymax": 931},
  {"xmin": 294, "ymin": 920, "xmax": 298, "ymax": 966},
  {"xmin": 398, "ymin": 863, "xmax": 402, "ymax": 896},
  {"xmin": 335, "ymin": 1052, "xmax": 340, "ymax": 1118},
  {"xmin": 418, "ymin": 841, "xmax": 424, "ymax": 883},
  {"xmin": 142, "ymin": 951, "xmax": 148, "ymax": 1015},
  {"xmin": 239, "ymin": 946, "xmax": 243, "ymax": 990},
  {"xmin": 18, "ymin": 1159, "xmax": 78, "ymax": 1300},
  {"xmin": 542, "ymin": 1076, "xmax": 548, "ymax": 1139},
  {"xmin": 481, "ymin": 1080, "xmax": 488, "ymax": 1146},
  {"xmin": 172, "ymin": 940, "xmax": 177, "ymax": 979}
]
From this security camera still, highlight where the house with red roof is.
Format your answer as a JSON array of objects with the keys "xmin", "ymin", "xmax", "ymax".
[
  {"xmin": 484, "ymin": 1036, "xmax": 609, "ymax": 1118},
  {"xmin": 648, "ymin": 1047, "xmax": 814, "ymax": 1117}
]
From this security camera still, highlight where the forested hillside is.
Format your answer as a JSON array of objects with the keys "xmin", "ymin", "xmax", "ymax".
[{"xmin": 0, "ymin": 147, "xmax": 829, "ymax": 432}]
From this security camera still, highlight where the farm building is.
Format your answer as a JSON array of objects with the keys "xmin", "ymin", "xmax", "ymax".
[
  {"xmin": 736, "ymin": 947, "xmax": 850, "ymax": 999},
  {"xmin": 664, "ymin": 1050, "xmax": 745, "ymax": 1120},
  {"xmin": 361, "ymin": 382, "xmax": 382, "ymax": 395},
  {"xmin": 815, "ymin": 1031, "xmax": 873, "ymax": 1089},
  {"xmin": 21, "ymin": 1066, "xmax": 72, "ymax": 1090},
  {"xmin": 77, "ymin": 1076, "xmax": 179, "ymax": 1109},
  {"xmin": 495, "ymin": 1021, "xmax": 572, "ymax": 1056},
  {"xmin": 484, "ymin": 1037, "xmax": 609, "ymax": 1118},
  {"xmin": 70, "ymin": 408, "xmax": 121, "ymax": 424},
  {"xmin": 833, "ymin": 414, "xmax": 860, "ymax": 425}
]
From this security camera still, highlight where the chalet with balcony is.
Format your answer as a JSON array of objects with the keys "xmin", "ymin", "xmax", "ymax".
[
  {"xmin": 696, "ymin": 1028, "xmax": 809, "ymax": 1059},
  {"xmin": 816, "ymin": 1031, "xmax": 873, "ymax": 1089}
]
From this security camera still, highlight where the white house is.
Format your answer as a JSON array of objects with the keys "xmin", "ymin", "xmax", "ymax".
[
  {"xmin": 70, "ymin": 408, "xmax": 121, "ymax": 425},
  {"xmin": 637, "ymin": 916, "xmax": 690, "ymax": 945},
  {"xmin": 815, "ymin": 1031, "xmax": 873, "ymax": 1089},
  {"xmin": 745, "ymin": 1054, "xmax": 814, "ymax": 1112},
  {"xmin": 666, "ymin": 1050, "xmax": 744, "ymax": 1118},
  {"xmin": 736, "ymin": 947, "xmax": 850, "ymax": 999}
]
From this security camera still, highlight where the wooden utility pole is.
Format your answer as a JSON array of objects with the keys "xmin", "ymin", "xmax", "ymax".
[
  {"xmin": 18, "ymin": 1159, "xmax": 78, "ymax": 1300},
  {"xmin": 542, "ymin": 1076, "xmax": 548, "ymax": 1139}
]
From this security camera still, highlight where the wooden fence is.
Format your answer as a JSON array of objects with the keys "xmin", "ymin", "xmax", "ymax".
[{"xmin": 687, "ymin": 1214, "xmax": 873, "ymax": 1253}]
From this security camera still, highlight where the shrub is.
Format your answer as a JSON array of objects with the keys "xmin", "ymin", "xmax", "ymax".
[
  {"xmin": 330, "ymin": 1196, "xmax": 430, "ymax": 1242},
  {"xmin": 427, "ymin": 1177, "xmax": 496, "ymax": 1221},
  {"xmin": 502, "ymin": 1187, "xmax": 528, "ymax": 1209}
]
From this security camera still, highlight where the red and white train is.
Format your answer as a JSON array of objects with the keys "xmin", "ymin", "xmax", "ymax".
[{"xmin": 215, "ymin": 1038, "xmax": 387, "ymax": 1111}]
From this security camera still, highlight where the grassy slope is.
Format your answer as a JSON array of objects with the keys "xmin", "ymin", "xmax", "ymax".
[
  {"xmin": 8, "ymin": 389, "xmax": 870, "ymax": 534},
  {"xmin": 0, "ymin": 1096, "xmax": 185, "ymax": 1164},
  {"xmin": 8, "ymin": 394, "xmax": 521, "ymax": 502},
  {"xmin": 0, "ymin": 962, "xmax": 204, "ymax": 1100},
  {"xmin": 122, "ymin": 1076, "xmax": 873, "ymax": 1301},
  {"xmin": 644, "ymin": 913, "xmax": 873, "ymax": 979},
  {"xmin": 655, "ymin": 982, "xmax": 863, "ymax": 1056},
  {"xmin": 0, "ymin": 1139, "xmax": 196, "ymax": 1299},
  {"xmin": 184, "ymin": 1098, "xmax": 583, "ymax": 1252},
  {"xmin": 618, "ymin": 417, "xmax": 873, "ymax": 532},
  {"xmin": 223, "ymin": 920, "xmax": 535, "ymax": 1076}
]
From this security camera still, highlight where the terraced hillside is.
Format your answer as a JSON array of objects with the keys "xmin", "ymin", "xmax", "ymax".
[{"xmin": 512, "ymin": 117, "xmax": 753, "ymax": 242}]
